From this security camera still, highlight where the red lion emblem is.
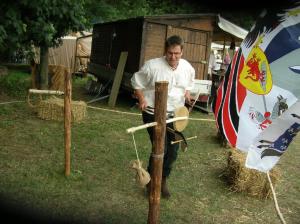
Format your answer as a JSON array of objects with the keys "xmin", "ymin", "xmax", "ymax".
[{"xmin": 246, "ymin": 53, "xmax": 264, "ymax": 82}]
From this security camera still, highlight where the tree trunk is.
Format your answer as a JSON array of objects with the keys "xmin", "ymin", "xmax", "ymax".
[{"xmin": 39, "ymin": 46, "xmax": 49, "ymax": 90}]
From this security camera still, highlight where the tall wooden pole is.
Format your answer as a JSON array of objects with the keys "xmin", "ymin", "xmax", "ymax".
[
  {"xmin": 148, "ymin": 81, "xmax": 168, "ymax": 224},
  {"xmin": 64, "ymin": 71, "xmax": 72, "ymax": 176}
]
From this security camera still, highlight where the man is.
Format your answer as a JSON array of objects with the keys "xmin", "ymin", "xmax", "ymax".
[
  {"xmin": 208, "ymin": 50, "xmax": 217, "ymax": 80},
  {"xmin": 131, "ymin": 35, "xmax": 195, "ymax": 198}
]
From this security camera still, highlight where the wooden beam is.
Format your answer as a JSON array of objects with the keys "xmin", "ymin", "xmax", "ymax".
[{"xmin": 108, "ymin": 51, "xmax": 128, "ymax": 107}]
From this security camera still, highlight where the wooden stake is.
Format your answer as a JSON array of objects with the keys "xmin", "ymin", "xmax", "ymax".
[
  {"xmin": 126, "ymin": 122, "xmax": 157, "ymax": 134},
  {"xmin": 28, "ymin": 89, "xmax": 64, "ymax": 95},
  {"xmin": 171, "ymin": 136, "xmax": 197, "ymax": 144},
  {"xmin": 148, "ymin": 81, "xmax": 168, "ymax": 224},
  {"xmin": 64, "ymin": 71, "xmax": 72, "ymax": 176},
  {"xmin": 126, "ymin": 117, "xmax": 188, "ymax": 134}
]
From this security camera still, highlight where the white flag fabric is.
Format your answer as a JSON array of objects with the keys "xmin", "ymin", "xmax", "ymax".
[
  {"xmin": 245, "ymin": 101, "xmax": 300, "ymax": 172},
  {"xmin": 213, "ymin": 1, "xmax": 300, "ymax": 172}
]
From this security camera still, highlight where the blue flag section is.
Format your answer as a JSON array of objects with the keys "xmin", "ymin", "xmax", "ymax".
[{"xmin": 213, "ymin": 1, "xmax": 300, "ymax": 172}]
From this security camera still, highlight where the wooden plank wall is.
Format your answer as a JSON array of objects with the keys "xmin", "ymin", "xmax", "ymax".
[
  {"xmin": 142, "ymin": 23, "xmax": 166, "ymax": 64},
  {"xmin": 167, "ymin": 27, "xmax": 209, "ymax": 80}
]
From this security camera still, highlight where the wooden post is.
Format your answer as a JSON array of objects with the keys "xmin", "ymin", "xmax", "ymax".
[
  {"xmin": 148, "ymin": 81, "xmax": 168, "ymax": 224},
  {"xmin": 64, "ymin": 71, "xmax": 72, "ymax": 176}
]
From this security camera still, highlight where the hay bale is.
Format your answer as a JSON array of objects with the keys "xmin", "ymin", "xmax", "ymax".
[
  {"xmin": 225, "ymin": 148, "xmax": 280, "ymax": 199},
  {"xmin": 37, "ymin": 97, "xmax": 87, "ymax": 122}
]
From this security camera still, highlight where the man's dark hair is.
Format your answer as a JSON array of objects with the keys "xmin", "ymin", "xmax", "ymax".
[{"xmin": 165, "ymin": 35, "xmax": 184, "ymax": 50}]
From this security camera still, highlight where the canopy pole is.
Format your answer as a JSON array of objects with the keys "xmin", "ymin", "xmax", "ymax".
[{"xmin": 148, "ymin": 81, "xmax": 168, "ymax": 224}]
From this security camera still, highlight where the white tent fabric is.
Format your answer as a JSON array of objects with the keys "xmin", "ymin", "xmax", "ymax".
[
  {"xmin": 49, "ymin": 36, "xmax": 77, "ymax": 72},
  {"xmin": 34, "ymin": 32, "xmax": 92, "ymax": 73},
  {"xmin": 217, "ymin": 14, "xmax": 249, "ymax": 40}
]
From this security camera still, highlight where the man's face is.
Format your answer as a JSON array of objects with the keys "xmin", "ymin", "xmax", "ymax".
[{"xmin": 165, "ymin": 45, "xmax": 183, "ymax": 68}]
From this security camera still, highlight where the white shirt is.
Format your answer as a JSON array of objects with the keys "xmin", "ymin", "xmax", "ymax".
[
  {"xmin": 131, "ymin": 57, "xmax": 195, "ymax": 112},
  {"xmin": 208, "ymin": 53, "xmax": 217, "ymax": 75}
]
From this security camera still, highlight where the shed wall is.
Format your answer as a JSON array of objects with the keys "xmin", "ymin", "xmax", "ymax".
[
  {"xmin": 90, "ymin": 19, "xmax": 143, "ymax": 74},
  {"xmin": 89, "ymin": 16, "xmax": 216, "ymax": 90},
  {"xmin": 142, "ymin": 22, "xmax": 166, "ymax": 64}
]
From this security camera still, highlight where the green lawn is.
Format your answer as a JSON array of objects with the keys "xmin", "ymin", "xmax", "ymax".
[{"xmin": 0, "ymin": 71, "xmax": 299, "ymax": 223}]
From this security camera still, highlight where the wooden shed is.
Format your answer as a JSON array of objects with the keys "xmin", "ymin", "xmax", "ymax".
[{"xmin": 88, "ymin": 14, "xmax": 248, "ymax": 92}]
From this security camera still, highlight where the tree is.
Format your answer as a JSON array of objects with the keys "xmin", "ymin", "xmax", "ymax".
[
  {"xmin": 84, "ymin": 0, "xmax": 202, "ymax": 24},
  {"xmin": 0, "ymin": 0, "xmax": 88, "ymax": 89}
]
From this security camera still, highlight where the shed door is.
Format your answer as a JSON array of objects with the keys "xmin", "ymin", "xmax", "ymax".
[{"xmin": 167, "ymin": 26, "xmax": 210, "ymax": 80}]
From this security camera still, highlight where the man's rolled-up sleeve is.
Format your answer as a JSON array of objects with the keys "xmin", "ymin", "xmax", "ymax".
[
  {"xmin": 131, "ymin": 63, "xmax": 150, "ymax": 90},
  {"xmin": 185, "ymin": 67, "xmax": 195, "ymax": 91}
]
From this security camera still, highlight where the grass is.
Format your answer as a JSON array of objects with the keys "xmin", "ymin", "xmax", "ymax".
[
  {"xmin": 0, "ymin": 69, "xmax": 300, "ymax": 223},
  {"xmin": 0, "ymin": 69, "xmax": 31, "ymax": 97}
]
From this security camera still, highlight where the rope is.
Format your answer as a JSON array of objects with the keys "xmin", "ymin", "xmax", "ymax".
[
  {"xmin": 87, "ymin": 105, "xmax": 142, "ymax": 116},
  {"xmin": 151, "ymin": 153, "xmax": 164, "ymax": 159},
  {"xmin": 131, "ymin": 132, "xmax": 141, "ymax": 168},
  {"xmin": 130, "ymin": 132, "xmax": 151, "ymax": 187},
  {"xmin": 88, "ymin": 105, "xmax": 215, "ymax": 122},
  {"xmin": 267, "ymin": 171, "xmax": 286, "ymax": 224},
  {"xmin": 1, "ymin": 100, "xmax": 216, "ymax": 123},
  {"xmin": 0, "ymin": 100, "xmax": 25, "ymax": 105}
]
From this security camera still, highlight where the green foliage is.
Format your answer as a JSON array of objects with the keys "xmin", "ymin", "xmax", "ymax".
[
  {"xmin": 0, "ymin": 4, "xmax": 26, "ymax": 52},
  {"xmin": 0, "ymin": 0, "xmax": 88, "ymax": 59},
  {"xmin": 84, "ymin": 0, "xmax": 149, "ymax": 23},
  {"xmin": 0, "ymin": 1, "xmax": 89, "ymax": 88},
  {"xmin": 83, "ymin": 0, "xmax": 256, "ymax": 30},
  {"xmin": 84, "ymin": 0, "xmax": 202, "ymax": 24},
  {"xmin": 25, "ymin": 0, "xmax": 86, "ymax": 48},
  {"xmin": 0, "ymin": 70, "xmax": 31, "ymax": 97},
  {"xmin": 148, "ymin": 0, "xmax": 199, "ymax": 15},
  {"xmin": 0, "ymin": 0, "xmax": 255, "ymax": 54}
]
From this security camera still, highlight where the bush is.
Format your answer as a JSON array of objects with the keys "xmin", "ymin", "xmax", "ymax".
[{"xmin": 0, "ymin": 69, "xmax": 31, "ymax": 97}]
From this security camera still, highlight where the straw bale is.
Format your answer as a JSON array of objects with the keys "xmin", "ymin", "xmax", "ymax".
[
  {"xmin": 225, "ymin": 148, "xmax": 280, "ymax": 199},
  {"xmin": 37, "ymin": 96, "xmax": 87, "ymax": 122}
]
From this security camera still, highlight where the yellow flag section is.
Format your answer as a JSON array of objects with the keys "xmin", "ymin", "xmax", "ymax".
[{"xmin": 240, "ymin": 42, "xmax": 273, "ymax": 95}]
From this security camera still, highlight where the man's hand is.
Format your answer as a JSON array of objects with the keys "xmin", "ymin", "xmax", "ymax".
[
  {"xmin": 138, "ymin": 98, "xmax": 147, "ymax": 111},
  {"xmin": 134, "ymin": 89, "xmax": 147, "ymax": 111},
  {"xmin": 184, "ymin": 90, "xmax": 192, "ymax": 105}
]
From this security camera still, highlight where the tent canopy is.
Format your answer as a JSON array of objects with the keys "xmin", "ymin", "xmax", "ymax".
[
  {"xmin": 217, "ymin": 15, "xmax": 248, "ymax": 40},
  {"xmin": 213, "ymin": 14, "xmax": 248, "ymax": 46}
]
